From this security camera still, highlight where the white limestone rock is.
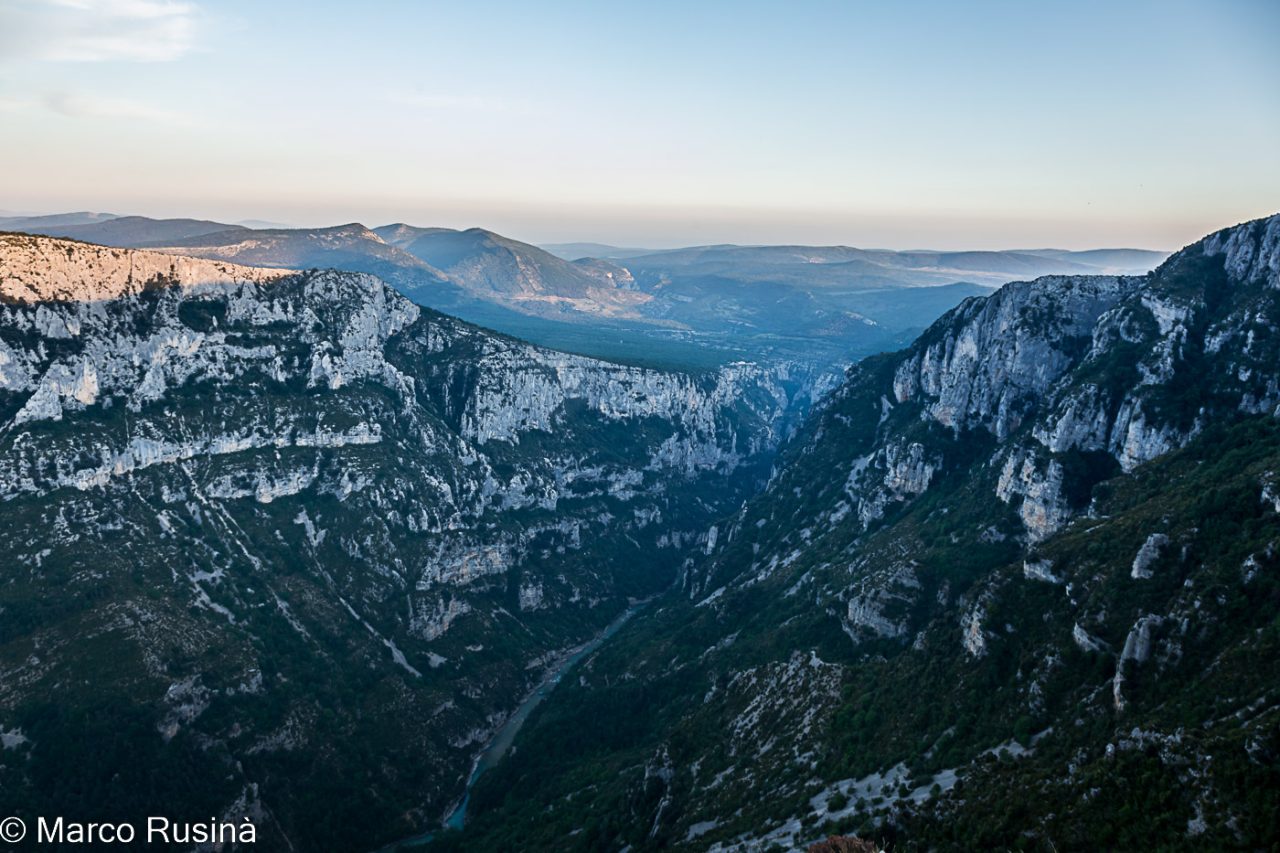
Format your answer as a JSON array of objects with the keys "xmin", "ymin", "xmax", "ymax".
[
  {"xmin": 1072, "ymin": 623, "xmax": 1107, "ymax": 654},
  {"xmin": 996, "ymin": 450, "xmax": 1071, "ymax": 541},
  {"xmin": 1023, "ymin": 559, "xmax": 1063, "ymax": 585},
  {"xmin": 961, "ymin": 603, "xmax": 988, "ymax": 658},
  {"xmin": 1131, "ymin": 533, "xmax": 1170, "ymax": 580},
  {"xmin": 842, "ymin": 440, "xmax": 941, "ymax": 528},
  {"xmin": 409, "ymin": 596, "xmax": 472, "ymax": 642},
  {"xmin": 844, "ymin": 564, "xmax": 920, "ymax": 641},
  {"xmin": 1201, "ymin": 214, "xmax": 1280, "ymax": 291},
  {"xmin": 892, "ymin": 274, "xmax": 1135, "ymax": 439},
  {"xmin": 518, "ymin": 580, "xmax": 545, "ymax": 611},
  {"xmin": 1261, "ymin": 474, "xmax": 1280, "ymax": 513},
  {"xmin": 1113, "ymin": 614, "xmax": 1164, "ymax": 711}
]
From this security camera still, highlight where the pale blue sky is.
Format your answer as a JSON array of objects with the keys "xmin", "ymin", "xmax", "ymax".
[{"xmin": 1, "ymin": 0, "xmax": 1277, "ymax": 249}]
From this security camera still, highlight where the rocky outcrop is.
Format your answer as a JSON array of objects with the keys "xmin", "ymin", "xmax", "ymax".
[
  {"xmin": 1072, "ymin": 623, "xmax": 1108, "ymax": 654},
  {"xmin": 960, "ymin": 601, "xmax": 989, "ymax": 657},
  {"xmin": 1201, "ymin": 214, "xmax": 1280, "ymax": 290},
  {"xmin": 461, "ymin": 354, "xmax": 784, "ymax": 474},
  {"xmin": 844, "ymin": 440, "xmax": 942, "ymax": 526},
  {"xmin": 1023, "ymin": 558, "xmax": 1062, "ymax": 584},
  {"xmin": 995, "ymin": 449, "xmax": 1071, "ymax": 541},
  {"xmin": 1131, "ymin": 533, "xmax": 1170, "ymax": 579},
  {"xmin": 1260, "ymin": 473, "xmax": 1280, "ymax": 513},
  {"xmin": 844, "ymin": 563, "xmax": 920, "ymax": 641},
  {"xmin": 1114, "ymin": 615, "xmax": 1164, "ymax": 711}
]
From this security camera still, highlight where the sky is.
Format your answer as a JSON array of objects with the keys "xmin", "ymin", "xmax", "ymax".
[{"xmin": 0, "ymin": 0, "xmax": 1277, "ymax": 250}]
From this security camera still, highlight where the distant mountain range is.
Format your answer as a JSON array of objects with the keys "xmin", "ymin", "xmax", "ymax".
[
  {"xmin": 1, "ymin": 213, "xmax": 1168, "ymax": 386},
  {"xmin": 540, "ymin": 241, "xmax": 1168, "ymax": 275},
  {"xmin": 374, "ymin": 224, "xmax": 648, "ymax": 318},
  {"xmin": 540, "ymin": 242, "xmax": 660, "ymax": 260},
  {"xmin": 0, "ymin": 211, "xmax": 121, "ymax": 229}
]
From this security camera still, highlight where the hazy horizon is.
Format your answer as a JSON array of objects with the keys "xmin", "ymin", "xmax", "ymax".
[
  {"xmin": 0, "ymin": 204, "xmax": 1229, "ymax": 254},
  {"xmin": 2, "ymin": 0, "xmax": 1278, "ymax": 251}
]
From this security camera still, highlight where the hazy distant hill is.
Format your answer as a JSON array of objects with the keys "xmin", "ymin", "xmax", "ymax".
[
  {"xmin": 22, "ymin": 215, "xmax": 247, "ymax": 246},
  {"xmin": 607, "ymin": 242, "xmax": 1166, "ymax": 364},
  {"xmin": 540, "ymin": 242, "xmax": 659, "ymax": 260},
  {"xmin": 1020, "ymin": 247, "xmax": 1172, "ymax": 272},
  {"xmin": 622, "ymin": 242, "xmax": 1167, "ymax": 289},
  {"xmin": 141, "ymin": 223, "xmax": 468, "ymax": 303},
  {"xmin": 149, "ymin": 222, "xmax": 433, "ymax": 273},
  {"xmin": 375, "ymin": 224, "xmax": 647, "ymax": 318},
  {"xmin": 235, "ymin": 218, "xmax": 296, "ymax": 229},
  {"xmin": 617, "ymin": 245, "xmax": 993, "ymax": 349},
  {"xmin": 0, "ymin": 211, "xmax": 120, "ymax": 230}
]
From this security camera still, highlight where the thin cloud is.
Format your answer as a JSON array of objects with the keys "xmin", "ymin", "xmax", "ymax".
[
  {"xmin": 42, "ymin": 90, "xmax": 200, "ymax": 127},
  {"xmin": 0, "ymin": 0, "xmax": 201, "ymax": 63},
  {"xmin": 383, "ymin": 91, "xmax": 538, "ymax": 117}
]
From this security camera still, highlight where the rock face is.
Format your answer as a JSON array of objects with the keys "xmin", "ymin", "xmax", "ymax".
[
  {"xmin": 891, "ymin": 274, "xmax": 1132, "ymax": 440},
  {"xmin": 1023, "ymin": 558, "xmax": 1062, "ymax": 584},
  {"xmin": 437, "ymin": 215, "xmax": 1280, "ymax": 853},
  {"xmin": 1130, "ymin": 533, "xmax": 1170, "ymax": 579},
  {"xmin": 844, "ymin": 563, "xmax": 920, "ymax": 641},
  {"xmin": 0, "ymin": 237, "xmax": 793, "ymax": 851},
  {"xmin": 1113, "ymin": 614, "xmax": 1165, "ymax": 710}
]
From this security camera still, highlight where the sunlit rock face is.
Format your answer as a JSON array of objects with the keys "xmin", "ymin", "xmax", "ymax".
[{"xmin": 0, "ymin": 236, "xmax": 796, "ymax": 851}]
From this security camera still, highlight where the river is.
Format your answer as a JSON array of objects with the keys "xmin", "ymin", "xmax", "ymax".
[{"xmin": 383, "ymin": 598, "xmax": 650, "ymax": 849}]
